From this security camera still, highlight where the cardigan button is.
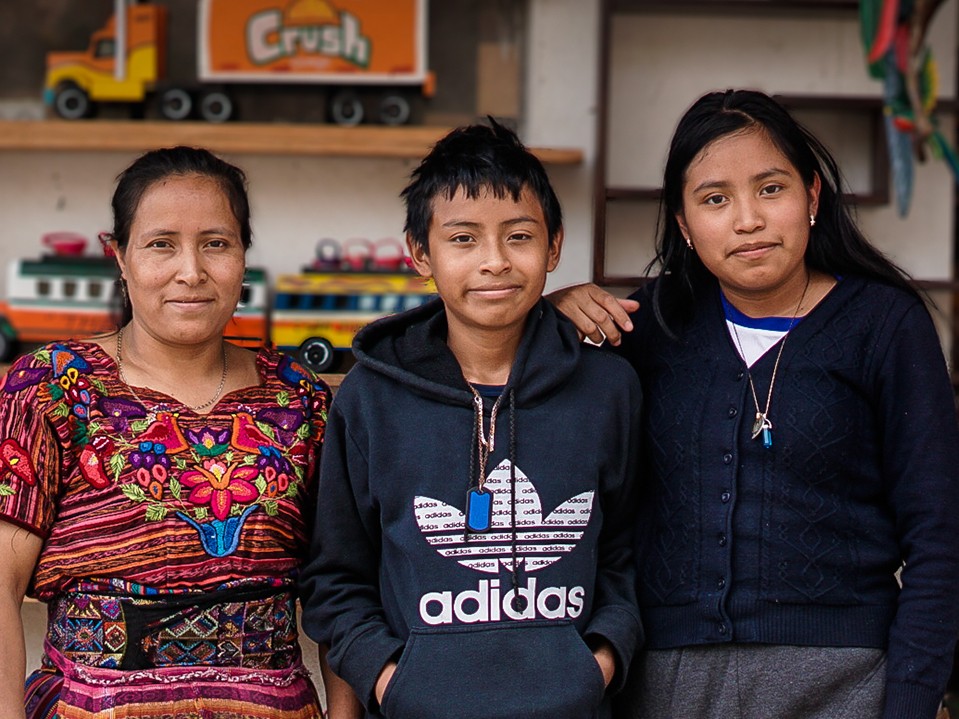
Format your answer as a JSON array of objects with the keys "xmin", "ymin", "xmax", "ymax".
[
  {"xmin": 718, "ymin": 533, "xmax": 727, "ymax": 547},
  {"xmin": 722, "ymin": 453, "xmax": 733, "ymax": 465},
  {"xmin": 718, "ymin": 623, "xmax": 728, "ymax": 635},
  {"xmin": 735, "ymin": 371, "xmax": 744, "ymax": 381},
  {"xmin": 717, "ymin": 577, "xmax": 726, "ymax": 590},
  {"xmin": 727, "ymin": 407, "xmax": 738, "ymax": 418},
  {"xmin": 721, "ymin": 491, "xmax": 731, "ymax": 503}
]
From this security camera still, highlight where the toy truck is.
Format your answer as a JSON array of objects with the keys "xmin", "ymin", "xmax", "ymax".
[{"xmin": 44, "ymin": 0, "xmax": 433, "ymax": 125}]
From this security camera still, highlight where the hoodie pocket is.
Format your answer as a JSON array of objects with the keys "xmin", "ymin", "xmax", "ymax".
[{"xmin": 380, "ymin": 620, "xmax": 605, "ymax": 719}]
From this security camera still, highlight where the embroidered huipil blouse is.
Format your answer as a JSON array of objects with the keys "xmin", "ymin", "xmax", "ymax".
[{"xmin": 0, "ymin": 341, "xmax": 329, "ymax": 599}]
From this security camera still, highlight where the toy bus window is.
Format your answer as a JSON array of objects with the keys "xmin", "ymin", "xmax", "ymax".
[
  {"xmin": 274, "ymin": 294, "xmax": 292, "ymax": 310},
  {"xmin": 63, "ymin": 281, "xmax": 77, "ymax": 298},
  {"xmin": 333, "ymin": 296, "xmax": 354, "ymax": 311},
  {"xmin": 89, "ymin": 282, "xmax": 103, "ymax": 299},
  {"xmin": 37, "ymin": 280, "xmax": 51, "ymax": 297},
  {"xmin": 403, "ymin": 296, "xmax": 427, "ymax": 310},
  {"xmin": 95, "ymin": 39, "xmax": 115, "ymax": 59},
  {"xmin": 381, "ymin": 295, "xmax": 400, "ymax": 312},
  {"xmin": 358, "ymin": 295, "xmax": 377, "ymax": 312},
  {"xmin": 239, "ymin": 285, "xmax": 251, "ymax": 307}
]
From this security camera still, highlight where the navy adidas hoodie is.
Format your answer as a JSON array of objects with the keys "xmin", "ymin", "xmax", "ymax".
[{"xmin": 299, "ymin": 298, "xmax": 643, "ymax": 719}]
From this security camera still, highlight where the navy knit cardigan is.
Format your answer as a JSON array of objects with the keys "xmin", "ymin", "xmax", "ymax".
[{"xmin": 619, "ymin": 274, "xmax": 959, "ymax": 719}]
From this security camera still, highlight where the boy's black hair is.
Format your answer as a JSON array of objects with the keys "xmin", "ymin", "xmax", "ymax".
[{"xmin": 401, "ymin": 118, "xmax": 563, "ymax": 252}]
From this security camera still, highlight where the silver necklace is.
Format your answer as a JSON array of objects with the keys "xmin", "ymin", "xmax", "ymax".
[
  {"xmin": 115, "ymin": 327, "xmax": 228, "ymax": 412},
  {"xmin": 729, "ymin": 274, "xmax": 810, "ymax": 450}
]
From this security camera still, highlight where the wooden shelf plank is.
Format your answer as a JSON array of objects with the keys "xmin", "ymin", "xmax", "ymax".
[{"xmin": 0, "ymin": 120, "xmax": 584, "ymax": 165}]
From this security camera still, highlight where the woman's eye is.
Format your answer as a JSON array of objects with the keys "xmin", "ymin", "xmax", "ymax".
[
  {"xmin": 508, "ymin": 232, "xmax": 533, "ymax": 242},
  {"xmin": 450, "ymin": 234, "xmax": 473, "ymax": 244},
  {"xmin": 703, "ymin": 194, "xmax": 726, "ymax": 206},
  {"xmin": 147, "ymin": 238, "xmax": 173, "ymax": 249},
  {"xmin": 761, "ymin": 184, "xmax": 784, "ymax": 196}
]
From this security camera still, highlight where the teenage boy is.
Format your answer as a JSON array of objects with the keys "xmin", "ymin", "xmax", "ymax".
[{"xmin": 299, "ymin": 120, "xmax": 642, "ymax": 719}]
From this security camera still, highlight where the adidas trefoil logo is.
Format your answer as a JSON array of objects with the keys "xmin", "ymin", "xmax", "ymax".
[{"xmin": 414, "ymin": 459, "xmax": 594, "ymax": 574}]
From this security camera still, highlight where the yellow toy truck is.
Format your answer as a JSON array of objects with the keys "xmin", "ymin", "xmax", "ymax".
[{"xmin": 44, "ymin": 0, "xmax": 433, "ymax": 125}]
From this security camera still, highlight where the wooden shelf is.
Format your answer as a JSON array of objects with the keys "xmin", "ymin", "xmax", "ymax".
[
  {"xmin": 0, "ymin": 120, "xmax": 584, "ymax": 165},
  {"xmin": 613, "ymin": 0, "xmax": 859, "ymax": 11}
]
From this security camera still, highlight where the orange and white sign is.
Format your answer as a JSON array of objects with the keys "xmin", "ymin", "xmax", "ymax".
[{"xmin": 199, "ymin": 0, "xmax": 427, "ymax": 84}]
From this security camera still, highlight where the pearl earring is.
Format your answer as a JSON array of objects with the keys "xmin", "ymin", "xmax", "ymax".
[
  {"xmin": 685, "ymin": 237, "xmax": 693, "ymax": 250},
  {"xmin": 809, "ymin": 215, "xmax": 816, "ymax": 227}
]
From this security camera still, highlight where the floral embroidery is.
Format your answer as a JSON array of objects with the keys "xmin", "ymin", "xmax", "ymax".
[
  {"xmin": 181, "ymin": 459, "xmax": 259, "ymax": 520},
  {"xmin": 185, "ymin": 426, "xmax": 230, "ymax": 457},
  {"xmin": 0, "ymin": 342, "xmax": 328, "ymax": 567},
  {"xmin": 0, "ymin": 438, "xmax": 36, "ymax": 489},
  {"xmin": 79, "ymin": 437, "xmax": 114, "ymax": 489}
]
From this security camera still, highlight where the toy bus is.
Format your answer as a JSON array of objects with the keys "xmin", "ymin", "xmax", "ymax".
[
  {"xmin": 0, "ymin": 243, "xmax": 435, "ymax": 374},
  {"xmin": 272, "ymin": 270, "xmax": 434, "ymax": 372},
  {"xmin": 0, "ymin": 254, "xmax": 269, "ymax": 362}
]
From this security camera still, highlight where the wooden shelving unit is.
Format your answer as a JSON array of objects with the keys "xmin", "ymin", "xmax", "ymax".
[{"xmin": 0, "ymin": 120, "xmax": 584, "ymax": 165}]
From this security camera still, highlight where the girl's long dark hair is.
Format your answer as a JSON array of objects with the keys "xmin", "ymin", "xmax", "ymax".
[{"xmin": 648, "ymin": 89, "xmax": 917, "ymax": 334}]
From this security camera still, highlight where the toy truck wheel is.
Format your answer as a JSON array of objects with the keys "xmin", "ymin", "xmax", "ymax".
[
  {"xmin": 330, "ymin": 91, "xmax": 364, "ymax": 126},
  {"xmin": 298, "ymin": 337, "xmax": 337, "ymax": 373},
  {"xmin": 199, "ymin": 91, "xmax": 234, "ymax": 123},
  {"xmin": 53, "ymin": 84, "xmax": 93, "ymax": 120},
  {"xmin": 159, "ymin": 88, "xmax": 193, "ymax": 121},
  {"xmin": 378, "ymin": 94, "xmax": 411, "ymax": 126}
]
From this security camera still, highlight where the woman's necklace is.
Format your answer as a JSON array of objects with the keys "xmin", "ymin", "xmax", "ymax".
[
  {"xmin": 115, "ymin": 327, "xmax": 228, "ymax": 412},
  {"xmin": 729, "ymin": 274, "xmax": 810, "ymax": 450}
]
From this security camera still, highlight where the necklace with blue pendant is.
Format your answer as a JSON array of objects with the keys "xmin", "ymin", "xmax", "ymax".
[
  {"xmin": 465, "ymin": 385, "xmax": 503, "ymax": 532},
  {"xmin": 729, "ymin": 275, "xmax": 810, "ymax": 451}
]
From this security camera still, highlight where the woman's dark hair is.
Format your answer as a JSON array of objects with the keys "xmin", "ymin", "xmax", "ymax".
[
  {"xmin": 648, "ymin": 89, "xmax": 916, "ymax": 332},
  {"xmin": 108, "ymin": 146, "xmax": 252, "ymax": 325},
  {"xmin": 401, "ymin": 117, "xmax": 563, "ymax": 252}
]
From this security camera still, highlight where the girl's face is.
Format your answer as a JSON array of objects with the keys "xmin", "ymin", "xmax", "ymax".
[
  {"xmin": 677, "ymin": 128, "xmax": 820, "ymax": 309},
  {"xmin": 115, "ymin": 173, "xmax": 246, "ymax": 347}
]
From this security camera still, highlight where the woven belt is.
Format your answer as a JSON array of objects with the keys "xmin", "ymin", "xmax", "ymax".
[{"xmin": 45, "ymin": 585, "xmax": 299, "ymax": 671}]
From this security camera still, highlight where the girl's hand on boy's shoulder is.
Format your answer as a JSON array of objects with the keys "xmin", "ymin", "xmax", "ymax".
[
  {"xmin": 546, "ymin": 283, "xmax": 638, "ymax": 346},
  {"xmin": 591, "ymin": 640, "xmax": 617, "ymax": 689}
]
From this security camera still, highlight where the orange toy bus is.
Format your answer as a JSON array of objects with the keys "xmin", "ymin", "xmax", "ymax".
[{"xmin": 0, "ymin": 254, "xmax": 268, "ymax": 362}]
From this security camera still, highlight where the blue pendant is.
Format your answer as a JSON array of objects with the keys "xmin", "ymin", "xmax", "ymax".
[
  {"xmin": 465, "ymin": 487, "xmax": 493, "ymax": 533},
  {"xmin": 762, "ymin": 426, "xmax": 773, "ymax": 449}
]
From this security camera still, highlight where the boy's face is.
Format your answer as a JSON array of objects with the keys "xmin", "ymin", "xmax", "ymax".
[{"xmin": 408, "ymin": 185, "xmax": 562, "ymax": 340}]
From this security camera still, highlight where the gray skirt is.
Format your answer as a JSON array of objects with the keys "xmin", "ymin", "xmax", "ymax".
[{"xmin": 614, "ymin": 645, "xmax": 887, "ymax": 719}]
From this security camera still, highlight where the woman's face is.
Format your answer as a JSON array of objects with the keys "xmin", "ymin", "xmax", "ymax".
[
  {"xmin": 676, "ymin": 128, "xmax": 820, "ymax": 306},
  {"xmin": 115, "ymin": 173, "xmax": 246, "ymax": 347}
]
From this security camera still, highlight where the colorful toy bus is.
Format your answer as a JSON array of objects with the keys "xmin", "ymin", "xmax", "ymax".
[
  {"xmin": 0, "ymin": 244, "xmax": 435, "ymax": 374},
  {"xmin": 271, "ymin": 270, "xmax": 435, "ymax": 372},
  {"xmin": 0, "ymin": 255, "xmax": 268, "ymax": 362}
]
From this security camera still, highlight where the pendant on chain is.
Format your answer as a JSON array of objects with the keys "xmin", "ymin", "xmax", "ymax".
[{"xmin": 751, "ymin": 413, "xmax": 774, "ymax": 449}]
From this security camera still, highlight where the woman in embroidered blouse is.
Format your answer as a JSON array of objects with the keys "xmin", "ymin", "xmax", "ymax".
[
  {"xmin": 0, "ymin": 147, "xmax": 331, "ymax": 719},
  {"xmin": 550, "ymin": 90, "xmax": 959, "ymax": 719}
]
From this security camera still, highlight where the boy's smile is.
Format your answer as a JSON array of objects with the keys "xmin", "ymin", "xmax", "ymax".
[{"xmin": 408, "ymin": 185, "xmax": 562, "ymax": 346}]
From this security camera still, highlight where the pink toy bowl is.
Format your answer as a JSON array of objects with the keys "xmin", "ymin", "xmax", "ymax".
[{"xmin": 42, "ymin": 232, "xmax": 88, "ymax": 256}]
